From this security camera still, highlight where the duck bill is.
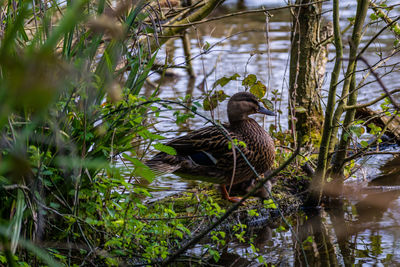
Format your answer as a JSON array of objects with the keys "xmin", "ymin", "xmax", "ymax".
[{"xmin": 258, "ymin": 106, "xmax": 276, "ymax": 116}]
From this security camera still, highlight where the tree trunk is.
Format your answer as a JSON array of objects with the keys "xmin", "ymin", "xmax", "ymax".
[
  {"xmin": 330, "ymin": 0, "xmax": 369, "ymax": 177},
  {"xmin": 310, "ymin": 0, "xmax": 342, "ymax": 205},
  {"xmin": 289, "ymin": 0, "xmax": 324, "ymax": 145}
]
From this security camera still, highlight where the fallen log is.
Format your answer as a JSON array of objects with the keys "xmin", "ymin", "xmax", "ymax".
[{"xmin": 355, "ymin": 107, "xmax": 400, "ymax": 143}]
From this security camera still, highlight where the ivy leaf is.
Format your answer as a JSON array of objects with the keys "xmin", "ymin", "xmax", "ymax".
[
  {"xmin": 153, "ymin": 143, "xmax": 176, "ymax": 155},
  {"xmin": 242, "ymin": 74, "xmax": 257, "ymax": 88}
]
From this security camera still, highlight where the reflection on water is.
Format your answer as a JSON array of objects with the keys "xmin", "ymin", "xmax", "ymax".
[
  {"xmin": 144, "ymin": 0, "xmax": 400, "ymax": 265},
  {"xmin": 212, "ymin": 190, "xmax": 400, "ymax": 266}
]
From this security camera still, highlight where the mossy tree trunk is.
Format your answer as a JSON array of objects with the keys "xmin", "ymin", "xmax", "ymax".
[
  {"xmin": 310, "ymin": 0, "xmax": 342, "ymax": 205},
  {"xmin": 309, "ymin": 0, "xmax": 369, "ymax": 205},
  {"xmin": 289, "ymin": 0, "xmax": 324, "ymax": 146},
  {"xmin": 330, "ymin": 0, "xmax": 369, "ymax": 178}
]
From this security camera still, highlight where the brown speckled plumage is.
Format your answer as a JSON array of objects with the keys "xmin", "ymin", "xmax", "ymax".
[{"xmin": 146, "ymin": 92, "xmax": 275, "ymax": 200}]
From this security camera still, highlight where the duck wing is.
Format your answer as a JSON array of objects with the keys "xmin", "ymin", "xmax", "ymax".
[
  {"xmin": 147, "ymin": 123, "xmax": 267, "ymax": 184},
  {"xmin": 146, "ymin": 125, "xmax": 237, "ymax": 175},
  {"xmin": 166, "ymin": 125, "xmax": 234, "ymax": 157}
]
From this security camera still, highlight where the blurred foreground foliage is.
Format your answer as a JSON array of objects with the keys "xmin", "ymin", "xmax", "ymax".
[{"xmin": 0, "ymin": 0, "xmax": 210, "ymax": 265}]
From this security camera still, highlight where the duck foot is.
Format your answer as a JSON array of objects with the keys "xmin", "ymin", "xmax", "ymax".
[
  {"xmin": 227, "ymin": 196, "xmax": 242, "ymax": 203},
  {"xmin": 220, "ymin": 185, "xmax": 243, "ymax": 203}
]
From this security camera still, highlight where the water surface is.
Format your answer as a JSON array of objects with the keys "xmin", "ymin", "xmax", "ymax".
[{"xmin": 143, "ymin": 0, "xmax": 400, "ymax": 265}]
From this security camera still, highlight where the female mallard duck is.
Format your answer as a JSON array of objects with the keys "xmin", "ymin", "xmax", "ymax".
[{"xmin": 147, "ymin": 92, "xmax": 275, "ymax": 202}]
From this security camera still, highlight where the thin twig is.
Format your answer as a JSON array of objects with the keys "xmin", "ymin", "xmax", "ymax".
[
  {"xmin": 161, "ymin": 1, "xmax": 328, "ymax": 27},
  {"xmin": 344, "ymin": 112, "xmax": 398, "ymax": 163},
  {"xmin": 344, "ymin": 88, "xmax": 400, "ymax": 110},
  {"xmin": 357, "ymin": 56, "xmax": 400, "ymax": 111}
]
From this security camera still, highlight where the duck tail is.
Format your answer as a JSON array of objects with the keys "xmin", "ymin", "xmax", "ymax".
[{"xmin": 145, "ymin": 153, "xmax": 182, "ymax": 174}]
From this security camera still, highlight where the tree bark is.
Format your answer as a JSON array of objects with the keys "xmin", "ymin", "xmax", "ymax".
[{"xmin": 289, "ymin": 0, "xmax": 324, "ymax": 146}]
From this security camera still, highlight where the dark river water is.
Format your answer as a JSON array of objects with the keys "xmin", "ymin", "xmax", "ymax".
[{"xmin": 140, "ymin": 0, "xmax": 400, "ymax": 265}]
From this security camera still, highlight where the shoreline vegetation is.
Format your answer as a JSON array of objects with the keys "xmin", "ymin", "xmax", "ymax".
[{"xmin": 1, "ymin": 0, "xmax": 399, "ymax": 265}]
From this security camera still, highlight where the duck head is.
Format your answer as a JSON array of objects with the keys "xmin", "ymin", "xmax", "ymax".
[{"xmin": 227, "ymin": 92, "xmax": 275, "ymax": 123}]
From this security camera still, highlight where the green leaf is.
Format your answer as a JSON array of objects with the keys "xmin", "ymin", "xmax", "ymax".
[
  {"xmin": 257, "ymin": 255, "xmax": 265, "ymax": 264},
  {"xmin": 394, "ymin": 25, "xmax": 400, "ymax": 35},
  {"xmin": 261, "ymin": 98, "xmax": 274, "ymax": 110},
  {"xmin": 360, "ymin": 140, "xmax": 369, "ymax": 148},
  {"xmin": 49, "ymin": 202, "xmax": 61, "ymax": 209},
  {"xmin": 295, "ymin": 106, "xmax": 307, "ymax": 113},
  {"xmin": 122, "ymin": 153, "xmax": 155, "ymax": 182},
  {"xmin": 238, "ymin": 141, "xmax": 247, "ymax": 148},
  {"xmin": 276, "ymin": 225, "xmax": 286, "ymax": 232},
  {"xmin": 247, "ymin": 209, "xmax": 259, "ymax": 216},
  {"xmin": 0, "ymin": 226, "xmax": 63, "ymax": 267},
  {"xmin": 242, "ymin": 74, "xmax": 257, "ymax": 88},
  {"xmin": 41, "ymin": 0, "xmax": 87, "ymax": 52},
  {"xmin": 204, "ymin": 41, "xmax": 210, "ymax": 51},
  {"xmin": 263, "ymin": 199, "xmax": 277, "ymax": 209},
  {"xmin": 349, "ymin": 126, "xmax": 364, "ymax": 137},
  {"xmin": 370, "ymin": 13, "xmax": 378, "ymax": 21},
  {"xmin": 133, "ymin": 51, "xmax": 158, "ymax": 95},
  {"xmin": 215, "ymin": 90, "xmax": 228, "ymax": 101},
  {"xmin": 212, "ymin": 73, "xmax": 240, "ymax": 89},
  {"xmin": 250, "ymin": 81, "xmax": 267, "ymax": 99},
  {"xmin": 303, "ymin": 235, "xmax": 314, "ymax": 244},
  {"xmin": 9, "ymin": 189, "xmax": 25, "ymax": 253},
  {"xmin": 153, "ymin": 143, "xmax": 176, "ymax": 155},
  {"xmin": 209, "ymin": 248, "xmax": 220, "ymax": 262},
  {"xmin": 203, "ymin": 96, "xmax": 218, "ymax": 111}
]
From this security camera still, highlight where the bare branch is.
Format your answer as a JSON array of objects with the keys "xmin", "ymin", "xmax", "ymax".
[
  {"xmin": 357, "ymin": 56, "xmax": 400, "ymax": 111},
  {"xmin": 344, "ymin": 88, "xmax": 400, "ymax": 110},
  {"xmin": 361, "ymin": 151, "xmax": 400, "ymax": 156},
  {"xmin": 358, "ymin": 15, "xmax": 400, "ymax": 58},
  {"xmin": 162, "ymin": 1, "xmax": 328, "ymax": 28}
]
